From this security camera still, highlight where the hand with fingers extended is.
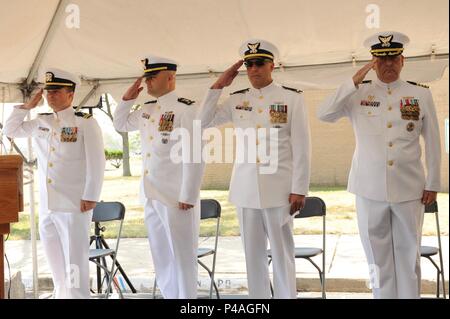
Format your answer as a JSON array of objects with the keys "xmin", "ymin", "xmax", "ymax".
[
  {"xmin": 123, "ymin": 77, "xmax": 144, "ymax": 101},
  {"xmin": 20, "ymin": 89, "xmax": 44, "ymax": 110},
  {"xmin": 178, "ymin": 202, "xmax": 194, "ymax": 211},
  {"xmin": 211, "ymin": 60, "xmax": 244, "ymax": 90},
  {"xmin": 352, "ymin": 60, "xmax": 376, "ymax": 87},
  {"xmin": 289, "ymin": 193, "xmax": 306, "ymax": 216}
]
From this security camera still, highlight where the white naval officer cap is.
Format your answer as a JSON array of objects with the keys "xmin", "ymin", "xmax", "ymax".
[
  {"xmin": 141, "ymin": 55, "xmax": 178, "ymax": 77},
  {"xmin": 238, "ymin": 38, "xmax": 279, "ymax": 62},
  {"xmin": 363, "ymin": 31, "xmax": 410, "ymax": 57},
  {"xmin": 43, "ymin": 67, "xmax": 81, "ymax": 90}
]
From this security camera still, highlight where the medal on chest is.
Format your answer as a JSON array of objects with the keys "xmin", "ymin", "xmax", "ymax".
[
  {"xmin": 400, "ymin": 97, "xmax": 420, "ymax": 121},
  {"xmin": 61, "ymin": 127, "xmax": 78, "ymax": 142},
  {"xmin": 158, "ymin": 111, "xmax": 175, "ymax": 144},
  {"xmin": 158, "ymin": 111, "xmax": 175, "ymax": 132},
  {"xmin": 269, "ymin": 103, "xmax": 288, "ymax": 125}
]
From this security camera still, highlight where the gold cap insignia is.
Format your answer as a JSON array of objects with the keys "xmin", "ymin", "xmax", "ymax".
[
  {"xmin": 141, "ymin": 58, "xmax": 148, "ymax": 69},
  {"xmin": 45, "ymin": 72, "xmax": 53, "ymax": 83},
  {"xmin": 378, "ymin": 35, "xmax": 393, "ymax": 48},
  {"xmin": 247, "ymin": 43, "xmax": 260, "ymax": 54}
]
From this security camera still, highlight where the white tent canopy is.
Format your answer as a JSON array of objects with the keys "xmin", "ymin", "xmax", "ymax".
[{"xmin": 1, "ymin": 0, "xmax": 448, "ymax": 105}]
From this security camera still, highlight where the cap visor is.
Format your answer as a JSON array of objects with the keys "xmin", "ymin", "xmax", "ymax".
[{"xmin": 44, "ymin": 85, "xmax": 67, "ymax": 90}]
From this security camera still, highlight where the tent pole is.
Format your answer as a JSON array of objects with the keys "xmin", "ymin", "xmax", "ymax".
[
  {"xmin": 76, "ymin": 82, "xmax": 100, "ymax": 111},
  {"xmin": 20, "ymin": 82, "xmax": 39, "ymax": 299},
  {"xmin": 22, "ymin": 0, "xmax": 66, "ymax": 296},
  {"xmin": 26, "ymin": 0, "xmax": 66, "ymax": 85}
]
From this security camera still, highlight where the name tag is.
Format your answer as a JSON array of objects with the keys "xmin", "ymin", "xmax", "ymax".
[
  {"xmin": 235, "ymin": 105, "xmax": 252, "ymax": 111},
  {"xmin": 360, "ymin": 95, "xmax": 380, "ymax": 107},
  {"xmin": 61, "ymin": 127, "xmax": 78, "ymax": 142},
  {"xmin": 235, "ymin": 101, "xmax": 252, "ymax": 111},
  {"xmin": 38, "ymin": 126, "xmax": 50, "ymax": 132}
]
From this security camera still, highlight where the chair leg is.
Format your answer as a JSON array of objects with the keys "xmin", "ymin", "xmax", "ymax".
[
  {"xmin": 90, "ymin": 259, "xmax": 119, "ymax": 299},
  {"xmin": 425, "ymin": 256, "xmax": 442, "ymax": 298},
  {"xmin": 198, "ymin": 259, "xmax": 220, "ymax": 299},
  {"xmin": 268, "ymin": 257, "xmax": 274, "ymax": 298},
  {"xmin": 438, "ymin": 251, "xmax": 447, "ymax": 299},
  {"xmin": 441, "ymin": 267, "xmax": 447, "ymax": 299},
  {"xmin": 210, "ymin": 258, "xmax": 219, "ymax": 299},
  {"xmin": 95, "ymin": 257, "xmax": 102, "ymax": 293},
  {"xmin": 306, "ymin": 258, "xmax": 325, "ymax": 298},
  {"xmin": 101, "ymin": 237, "xmax": 137, "ymax": 293},
  {"xmin": 152, "ymin": 278, "xmax": 158, "ymax": 299},
  {"xmin": 436, "ymin": 269, "xmax": 440, "ymax": 299},
  {"xmin": 105, "ymin": 272, "xmax": 123, "ymax": 299},
  {"xmin": 105, "ymin": 254, "xmax": 124, "ymax": 299},
  {"xmin": 212, "ymin": 279, "xmax": 220, "ymax": 299}
]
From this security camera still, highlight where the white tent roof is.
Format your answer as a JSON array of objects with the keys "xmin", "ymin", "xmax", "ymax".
[{"xmin": 1, "ymin": 0, "xmax": 448, "ymax": 105}]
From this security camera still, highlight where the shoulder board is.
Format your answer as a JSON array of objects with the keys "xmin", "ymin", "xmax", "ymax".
[
  {"xmin": 38, "ymin": 112, "xmax": 53, "ymax": 116},
  {"xmin": 407, "ymin": 81, "xmax": 429, "ymax": 89},
  {"xmin": 144, "ymin": 100, "xmax": 157, "ymax": 104},
  {"xmin": 178, "ymin": 97, "xmax": 195, "ymax": 105},
  {"xmin": 282, "ymin": 85, "xmax": 303, "ymax": 93},
  {"xmin": 361, "ymin": 80, "xmax": 372, "ymax": 84},
  {"xmin": 75, "ymin": 112, "xmax": 93, "ymax": 119},
  {"xmin": 230, "ymin": 88, "xmax": 250, "ymax": 95}
]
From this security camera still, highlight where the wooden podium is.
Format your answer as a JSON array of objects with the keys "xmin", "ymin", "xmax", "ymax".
[{"xmin": 0, "ymin": 155, "xmax": 23, "ymax": 299}]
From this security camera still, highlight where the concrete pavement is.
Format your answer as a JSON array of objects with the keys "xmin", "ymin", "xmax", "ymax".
[{"xmin": 4, "ymin": 235, "xmax": 449, "ymax": 298}]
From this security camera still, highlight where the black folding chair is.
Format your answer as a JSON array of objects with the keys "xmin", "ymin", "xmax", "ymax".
[
  {"xmin": 152, "ymin": 199, "xmax": 222, "ymax": 299},
  {"xmin": 268, "ymin": 196, "xmax": 326, "ymax": 298},
  {"xmin": 198, "ymin": 199, "xmax": 221, "ymax": 298},
  {"xmin": 89, "ymin": 201, "xmax": 135, "ymax": 298},
  {"xmin": 421, "ymin": 201, "xmax": 446, "ymax": 298}
]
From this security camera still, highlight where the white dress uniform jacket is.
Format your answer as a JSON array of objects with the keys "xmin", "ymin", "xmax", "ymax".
[
  {"xmin": 317, "ymin": 78, "xmax": 441, "ymax": 202},
  {"xmin": 199, "ymin": 82, "xmax": 311, "ymax": 208},
  {"xmin": 4, "ymin": 106, "xmax": 105, "ymax": 213},
  {"xmin": 113, "ymin": 91, "xmax": 204, "ymax": 207}
]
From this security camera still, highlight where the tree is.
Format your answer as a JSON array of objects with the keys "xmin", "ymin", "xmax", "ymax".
[{"xmin": 98, "ymin": 94, "xmax": 132, "ymax": 176}]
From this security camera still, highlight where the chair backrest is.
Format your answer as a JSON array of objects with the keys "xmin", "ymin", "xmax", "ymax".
[
  {"xmin": 295, "ymin": 196, "xmax": 326, "ymax": 219},
  {"xmin": 201, "ymin": 199, "xmax": 221, "ymax": 220},
  {"xmin": 92, "ymin": 201, "xmax": 126, "ymax": 222},
  {"xmin": 425, "ymin": 201, "xmax": 438, "ymax": 213}
]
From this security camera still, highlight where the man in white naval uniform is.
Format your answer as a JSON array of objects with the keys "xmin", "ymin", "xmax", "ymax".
[
  {"xmin": 4, "ymin": 68, "xmax": 105, "ymax": 299},
  {"xmin": 198, "ymin": 39, "xmax": 311, "ymax": 299},
  {"xmin": 317, "ymin": 31, "xmax": 441, "ymax": 299},
  {"xmin": 114, "ymin": 56, "xmax": 204, "ymax": 299}
]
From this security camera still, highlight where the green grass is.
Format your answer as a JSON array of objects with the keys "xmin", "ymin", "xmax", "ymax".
[{"xmin": 9, "ymin": 161, "xmax": 449, "ymax": 240}]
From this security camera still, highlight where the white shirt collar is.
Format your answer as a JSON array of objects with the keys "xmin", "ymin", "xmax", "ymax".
[
  {"xmin": 156, "ymin": 90, "xmax": 178, "ymax": 106},
  {"xmin": 249, "ymin": 81, "xmax": 278, "ymax": 97},
  {"xmin": 374, "ymin": 77, "xmax": 403, "ymax": 90},
  {"xmin": 54, "ymin": 106, "xmax": 75, "ymax": 120}
]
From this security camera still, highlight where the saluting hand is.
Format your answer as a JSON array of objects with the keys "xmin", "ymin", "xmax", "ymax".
[
  {"xmin": 211, "ymin": 60, "xmax": 244, "ymax": 90},
  {"xmin": 289, "ymin": 194, "xmax": 306, "ymax": 216},
  {"xmin": 20, "ymin": 89, "xmax": 44, "ymax": 110},
  {"xmin": 179, "ymin": 202, "xmax": 194, "ymax": 211},
  {"xmin": 122, "ymin": 77, "xmax": 144, "ymax": 101},
  {"xmin": 352, "ymin": 60, "xmax": 375, "ymax": 87}
]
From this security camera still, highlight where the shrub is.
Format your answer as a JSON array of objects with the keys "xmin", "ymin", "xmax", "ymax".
[{"xmin": 105, "ymin": 149, "xmax": 123, "ymax": 168}]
